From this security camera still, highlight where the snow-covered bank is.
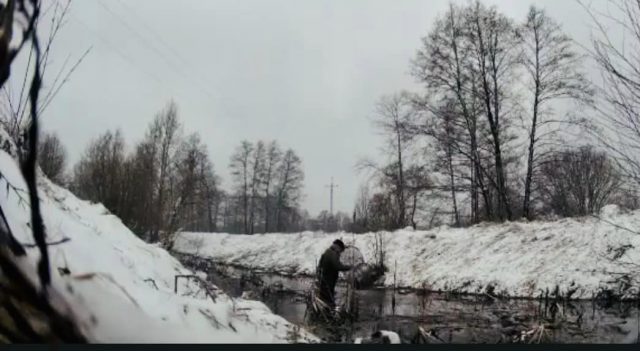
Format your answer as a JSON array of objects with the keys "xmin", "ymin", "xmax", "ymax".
[
  {"xmin": 0, "ymin": 145, "xmax": 317, "ymax": 342},
  {"xmin": 175, "ymin": 208, "xmax": 640, "ymax": 300}
]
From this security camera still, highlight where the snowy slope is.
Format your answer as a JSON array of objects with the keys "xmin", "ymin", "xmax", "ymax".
[
  {"xmin": 0, "ymin": 147, "xmax": 317, "ymax": 342},
  {"xmin": 175, "ymin": 208, "xmax": 640, "ymax": 300}
]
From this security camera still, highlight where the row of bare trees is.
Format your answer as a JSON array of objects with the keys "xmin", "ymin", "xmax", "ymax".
[
  {"xmin": 413, "ymin": 2, "xmax": 591, "ymax": 223},
  {"xmin": 69, "ymin": 102, "xmax": 220, "ymax": 246},
  {"xmin": 226, "ymin": 140, "xmax": 305, "ymax": 234},
  {"xmin": 359, "ymin": 1, "xmax": 636, "ymax": 230},
  {"xmin": 65, "ymin": 102, "xmax": 307, "ymax": 241},
  {"xmin": 357, "ymin": 93, "xmax": 432, "ymax": 230}
]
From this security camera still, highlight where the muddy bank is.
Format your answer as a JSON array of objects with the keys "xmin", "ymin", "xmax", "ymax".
[{"xmin": 175, "ymin": 253, "xmax": 640, "ymax": 343}]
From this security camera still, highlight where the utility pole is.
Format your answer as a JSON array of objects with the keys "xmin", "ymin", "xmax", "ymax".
[{"xmin": 325, "ymin": 177, "xmax": 338, "ymax": 215}]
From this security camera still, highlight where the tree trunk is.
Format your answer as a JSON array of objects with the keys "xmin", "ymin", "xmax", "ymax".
[
  {"xmin": 523, "ymin": 100, "xmax": 538, "ymax": 220},
  {"xmin": 410, "ymin": 192, "xmax": 418, "ymax": 229},
  {"xmin": 523, "ymin": 28, "xmax": 541, "ymax": 220},
  {"xmin": 447, "ymin": 143, "xmax": 460, "ymax": 226},
  {"xmin": 264, "ymin": 190, "xmax": 270, "ymax": 233},
  {"xmin": 396, "ymin": 124, "xmax": 405, "ymax": 228}
]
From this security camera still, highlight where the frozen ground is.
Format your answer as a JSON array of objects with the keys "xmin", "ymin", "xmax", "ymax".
[
  {"xmin": 175, "ymin": 207, "xmax": 640, "ymax": 300},
  {"xmin": 0, "ymin": 137, "xmax": 317, "ymax": 343}
]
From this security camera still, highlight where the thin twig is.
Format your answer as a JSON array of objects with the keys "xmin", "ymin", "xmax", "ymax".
[
  {"xmin": 591, "ymin": 214, "xmax": 640, "ymax": 236},
  {"xmin": 20, "ymin": 237, "xmax": 70, "ymax": 248}
]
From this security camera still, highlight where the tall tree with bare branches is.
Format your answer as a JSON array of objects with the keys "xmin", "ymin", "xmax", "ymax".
[
  {"xmin": 371, "ymin": 92, "xmax": 417, "ymax": 228},
  {"xmin": 274, "ymin": 149, "xmax": 304, "ymax": 232},
  {"xmin": 540, "ymin": 146, "xmax": 624, "ymax": 217},
  {"xmin": 72, "ymin": 129, "xmax": 126, "ymax": 217},
  {"xmin": 412, "ymin": 2, "xmax": 497, "ymax": 222},
  {"xmin": 579, "ymin": 0, "xmax": 640, "ymax": 189},
  {"xmin": 145, "ymin": 102, "xmax": 182, "ymax": 242},
  {"xmin": 248, "ymin": 140, "xmax": 265, "ymax": 234},
  {"xmin": 262, "ymin": 140, "xmax": 281, "ymax": 233},
  {"xmin": 519, "ymin": 5, "xmax": 591, "ymax": 219},
  {"xmin": 464, "ymin": 1, "xmax": 521, "ymax": 220},
  {"xmin": 230, "ymin": 141, "xmax": 254, "ymax": 234},
  {"xmin": 37, "ymin": 131, "xmax": 66, "ymax": 184}
]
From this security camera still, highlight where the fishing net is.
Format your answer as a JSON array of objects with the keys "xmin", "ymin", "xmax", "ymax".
[
  {"xmin": 340, "ymin": 245, "xmax": 365, "ymax": 268},
  {"xmin": 341, "ymin": 245, "xmax": 385, "ymax": 289}
]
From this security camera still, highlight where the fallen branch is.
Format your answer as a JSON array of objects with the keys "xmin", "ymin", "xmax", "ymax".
[
  {"xmin": 0, "ymin": 203, "xmax": 25, "ymax": 255},
  {"xmin": 21, "ymin": 237, "xmax": 70, "ymax": 248},
  {"xmin": 591, "ymin": 214, "xmax": 640, "ymax": 236},
  {"xmin": 174, "ymin": 274, "xmax": 218, "ymax": 303},
  {"xmin": 143, "ymin": 278, "xmax": 159, "ymax": 290}
]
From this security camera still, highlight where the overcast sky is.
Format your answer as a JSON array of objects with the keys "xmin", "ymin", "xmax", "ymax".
[{"xmin": 30, "ymin": 0, "xmax": 600, "ymax": 216}]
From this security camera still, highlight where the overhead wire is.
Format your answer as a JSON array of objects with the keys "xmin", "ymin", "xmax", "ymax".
[{"xmin": 94, "ymin": 0, "xmax": 222, "ymax": 103}]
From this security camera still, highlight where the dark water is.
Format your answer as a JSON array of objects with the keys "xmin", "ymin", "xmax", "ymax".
[{"xmin": 176, "ymin": 253, "xmax": 640, "ymax": 344}]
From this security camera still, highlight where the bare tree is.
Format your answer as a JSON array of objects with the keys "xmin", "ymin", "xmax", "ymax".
[
  {"xmin": 352, "ymin": 183, "xmax": 371, "ymax": 233},
  {"xmin": 465, "ymin": 1, "xmax": 521, "ymax": 220},
  {"xmin": 419, "ymin": 98, "xmax": 466, "ymax": 226},
  {"xmin": 197, "ymin": 152, "xmax": 221, "ymax": 232},
  {"xmin": 164, "ymin": 133, "xmax": 216, "ymax": 246},
  {"xmin": 519, "ymin": 5, "xmax": 591, "ymax": 219},
  {"xmin": 120, "ymin": 136, "xmax": 160, "ymax": 237},
  {"xmin": 262, "ymin": 140, "xmax": 281, "ymax": 233},
  {"xmin": 71, "ymin": 129, "xmax": 126, "ymax": 216},
  {"xmin": 404, "ymin": 164, "xmax": 432, "ymax": 228},
  {"xmin": 38, "ymin": 131, "xmax": 66, "ymax": 184},
  {"xmin": 248, "ymin": 140, "xmax": 265, "ymax": 234},
  {"xmin": 274, "ymin": 149, "xmax": 304, "ymax": 232},
  {"xmin": 411, "ymin": 2, "xmax": 495, "ymax": 222},
  {"xmin": 367, "ymin": 192, "xmax": 395, "ymax": 231},
  {"xmin": 168, "ymin": 134, "xmax": 201, "ymax": 231},
  {"xmin": 69, "ymin": 106, "xmax": 222, "ymax": 242},
  {"xmin": 148, "ymin": 101, "xmax": 182, "ymax": 242},
  {"xmin": 371, "ymin": 92, "xmax": 417, "ymax": 228},
  {"xmin": 579, "ymin": 0, "xmax": 640, "ymax": 187},
  {"xmin": 540, "ymin": 146, "xmax": 623, "ymax": 217},
  {"xmin": 229, "ymin": 141, "xmax": 253, "ymax": 234},
  {"xmin": 209, "ymin": 188, "xmax": 225, "ymax": 231}
]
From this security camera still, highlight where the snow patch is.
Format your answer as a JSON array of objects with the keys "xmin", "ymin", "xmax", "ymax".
[
  {"xmin": 0, "ymin": 147, "xmax": 317, "ymax": 343},
  {"xmin": 175, "ymin": 214, "xmax": 640, "ymax": 300}
]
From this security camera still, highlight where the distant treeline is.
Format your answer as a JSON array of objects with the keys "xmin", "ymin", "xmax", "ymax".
[{"xmin": 38, "ymin": 102, "xmax": 310, "ymax": 245}]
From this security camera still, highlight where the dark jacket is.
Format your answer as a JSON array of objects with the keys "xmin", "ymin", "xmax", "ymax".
[{"xmin": 317, "ymin": 244, "xmax": 351, "ymax": 292}]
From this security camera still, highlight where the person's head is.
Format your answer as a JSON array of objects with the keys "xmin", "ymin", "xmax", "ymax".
[{"xmin": 332, "ymin": 239, "xmax": 345, "ymax": 253}]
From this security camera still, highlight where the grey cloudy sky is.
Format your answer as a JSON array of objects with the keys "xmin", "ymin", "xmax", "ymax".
[{"xmin": 33, "ymin": 0, "xmax": 598, "ymax": 216}]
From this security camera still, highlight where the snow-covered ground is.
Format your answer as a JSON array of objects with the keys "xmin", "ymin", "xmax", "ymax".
[
  {"xmin": 0, "ymin": 139, "xmax": 317, "ymax": 342},
  {"xmin": 175, "ymin": 207, "xmax": 640, "ymax": 300}
]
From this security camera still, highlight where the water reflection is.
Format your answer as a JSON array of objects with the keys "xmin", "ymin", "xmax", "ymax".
[{"xmin": 176, "ymin": 253, "xmax": 640, "ymax": 344}]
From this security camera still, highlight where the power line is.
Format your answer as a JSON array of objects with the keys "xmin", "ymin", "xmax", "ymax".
[
  {"xmin": 114, "ymin": 0, "xmax": 194, "ymax": 70},
  {"xmin": 69, "ymin": 12, "xmax": 167, "ymax": 87},
  {"xmin": 325, "ymin": 177, "xmax": 338, "ymax": 215},
  {"xmin": 94, "ymin": 0, "xmax": 221, "ymax": 103},
  {"xmin": 112, "ymin": 0, "xmax": 223, "ymax": 101},
  {"xmin": 95, "ymin": 1, "xmax": 183, "ymax": 73}
]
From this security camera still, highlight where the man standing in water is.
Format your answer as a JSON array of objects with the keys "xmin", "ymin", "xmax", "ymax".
[{"xmin": 316, "ymin": 239, "xmax": 352, "ymax": 308}]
